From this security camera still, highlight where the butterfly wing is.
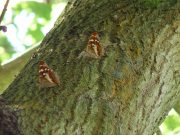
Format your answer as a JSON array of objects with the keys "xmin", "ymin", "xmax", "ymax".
[
  {"xmin": 86, "ymin": 32, "xmax": 104, "ymax": 58},
  {"xmin": 39, "ymin": 61, "xmax": 60, "ymax": 88}
]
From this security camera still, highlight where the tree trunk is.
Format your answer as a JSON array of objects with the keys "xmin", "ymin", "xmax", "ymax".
[
  {"xmin": 2, "ymin": 0, "xmax": 179, "ymax": 135},
  {"xmin": 0, "ymin": 96, "xmax": 22, "ymax": 135}
]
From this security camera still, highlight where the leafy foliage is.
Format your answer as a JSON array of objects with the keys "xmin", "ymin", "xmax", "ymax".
[
  {"xmin": 0, "ymin": 1, "xmax": 54, "ymax": 64},
  {"xmin": 0, "ymin": 36, "xmax": 15, "ymax": 63},
  {"xmin": 160, "ymin": 109, "xmax": 180, "ymax": 135},
  {"xmin": 13, "ymin": 1, "xmax": 52, "ymax": 20},
  {"xmin": 12, "ymin": 1, "xmax": 52, "ymax": 43},
  {"xmin": 164, "ymin": 115, "xmax": 180, "ymax": 130}
]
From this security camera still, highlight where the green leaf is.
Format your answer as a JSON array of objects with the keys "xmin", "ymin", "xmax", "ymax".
[
  {"xmin": 13, "ymin": 1, "xmax": 52, "ymax": 20},
  {"xmin": 164, "ymin": 115, "xmax": 180, "ymax": 130},
  {"xmin": 0, "ymin": 37, "xmax": 15, "ymax": 63},
  {"xmin": 27, "ymin": 24, "xmax": 44, "ymax": 42}
]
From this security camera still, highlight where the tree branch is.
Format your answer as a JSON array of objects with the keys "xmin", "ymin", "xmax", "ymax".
[
  {"xmin": 2, "ymin": 0, "xmax": 179, "ymax": 135},
  {"xmin": 0, "ymin": 0, "xmax": 9, "ymax": 32},
  {"xmin": 0, "ymin": 0, "xmax": 9, "ymax": 25},
  {"xmin": 0, "ymin": 44, "xmax": 39, "ymax": 94}
]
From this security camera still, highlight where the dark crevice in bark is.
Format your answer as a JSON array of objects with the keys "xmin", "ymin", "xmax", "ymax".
[
  {"xmin": 81, "ymin": 97, "xmax": 93, "ymax": 134},
  {"xmin": 158, "ymin": 81, "xmax": 164, "ymax": 98},
  {"xmin": 63, "ymin": 119, "xmax": 68, "ymax": 135}
]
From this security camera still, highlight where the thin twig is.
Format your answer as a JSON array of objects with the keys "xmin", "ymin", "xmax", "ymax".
[{"xmin": 0, "ymin": 0, "xmax": 10, "ymax": 25}]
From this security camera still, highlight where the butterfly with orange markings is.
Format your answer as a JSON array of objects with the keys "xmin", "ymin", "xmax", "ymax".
[
  {"xmin": 83, "ymin": 32, "xmax": 104, "ymax": 58},
  {"xmin": 38, "ymin": 60, "xmax": 60, "ymax": 88}
]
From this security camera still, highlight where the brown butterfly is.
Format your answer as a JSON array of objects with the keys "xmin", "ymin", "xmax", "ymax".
[
  {"xmin": 85, "ymin": 32, "xmax": 104, "ymax": 58},
  {"xmin": 38, "ymin": 60, "xmax": 60, "ymax": 88}
]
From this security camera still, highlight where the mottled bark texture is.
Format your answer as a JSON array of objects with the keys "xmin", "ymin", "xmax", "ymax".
[
  {"xmin": 0, "ymin": 96, "xmax": 22, "ymax": 135},
  {"xmin": 2, "ymin": 0, "xmax": 180, "ymax": 135}
]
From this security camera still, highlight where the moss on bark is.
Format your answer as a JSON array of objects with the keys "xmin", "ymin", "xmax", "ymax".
[{"xmin": 2, "ymin": 0, "xmax": 179, "ymax": 135}]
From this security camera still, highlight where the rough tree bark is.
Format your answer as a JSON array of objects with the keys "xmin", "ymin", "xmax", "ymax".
[
  {"xmin": 2, "ymin": 0, "xmax": 180, "ymax": 135},
  {"xmin": 0, "ymin": 96, "xmax": 22, "ymax": 135}
]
